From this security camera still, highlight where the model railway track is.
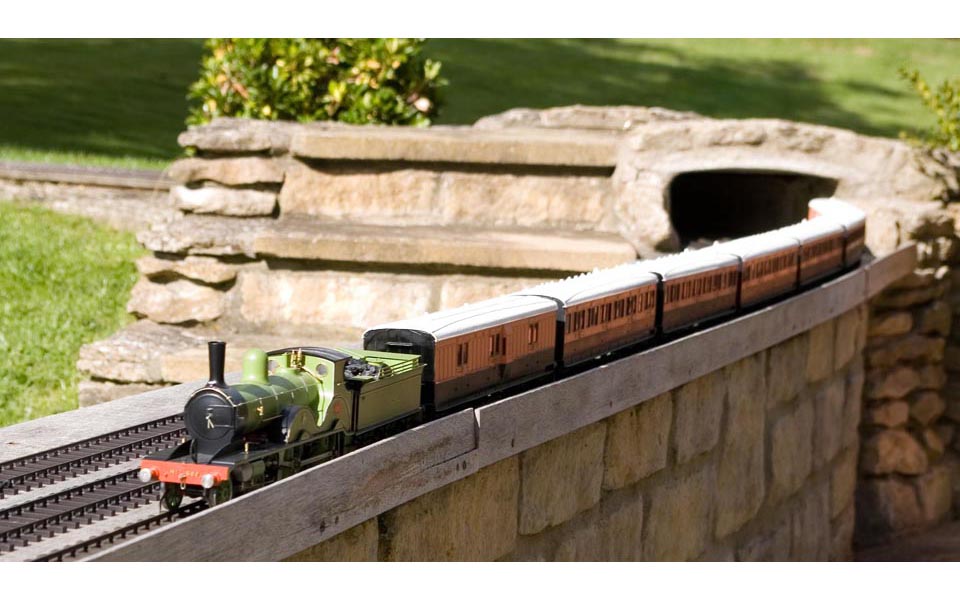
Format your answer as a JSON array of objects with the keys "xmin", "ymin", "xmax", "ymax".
[
  {"xmin": 33, "ymin": 501, "xmax": 205, "ymax": 562},
  {"xmin": 0, "ymin": 415, "xmax": 185, "ymax": 499},
  {"xmin": 0, "ymin": 470, "xmax": 160, "ymax": 553}
]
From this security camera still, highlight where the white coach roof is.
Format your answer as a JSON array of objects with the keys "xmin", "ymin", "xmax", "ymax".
[
  {"xmin": 777, "ymin": 217, "xmax": 844, "ymax": 244},
  {"xmin": 514, "ymin": 263, "xmax": 658, "ymax": 307},
  {"xmin": 637, "ymin": 248, "xmax": 740, "ymax": 280},
  {"xmin": 363, "ymin": 295, "xmax": 558, "ymax": 341},
  {"xmin": 808, "ymin": 198, "xmax": 867, "ymax": 230},
  {"xmin": 711, "ymin": 230, "xmax": 800, "ymax": 261}
]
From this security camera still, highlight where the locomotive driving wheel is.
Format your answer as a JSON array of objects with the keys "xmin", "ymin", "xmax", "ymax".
[
  {"xmin": 161, "ymin": 484, "xmax": 183, "ymax": 511},
  {"xmin": 204, "ymin": 481, "xmax": 234, "ymax": 507}
]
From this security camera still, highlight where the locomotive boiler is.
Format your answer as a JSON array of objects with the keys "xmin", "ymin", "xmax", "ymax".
[{"xmin": 139, "ymin": 341, "xmax": 424, "ymax": 508}]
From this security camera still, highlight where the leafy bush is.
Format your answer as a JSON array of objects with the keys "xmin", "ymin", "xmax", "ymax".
[
  {"xmin": 899, "ymin": 67, "xmax": 960, "ymax": 152},
  {"xmin": 187, "ymin": 38, "xmax": 445, "ymax": 127}
]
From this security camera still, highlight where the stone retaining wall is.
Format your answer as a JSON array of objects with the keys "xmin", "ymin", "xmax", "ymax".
[{"xmin": 858, "ymin": 207, "xmax": 960, "ymax": 545}]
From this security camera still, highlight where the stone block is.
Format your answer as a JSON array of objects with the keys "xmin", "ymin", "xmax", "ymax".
[
  {"xmin": 889, "ymin": 266, "xmax": 948, "ymax": 290},
  {"xmin": 806, "ymin": 320, "xmax": 835, "ymax": 383},
  {"xmin": 769, "ymin": 396, "xmax": 815, "ymax": 504},
  {"xmin": 716, "ymin": 354, "xmax": 766, "ymax": 537},
  {"xmin": 278, "ymin": 163, "xmax": 439, "ymax": 224},
  {"xmin": 867, "ymin": 335, "xmax": 944, "ymax": 369},
  {"xmin": 169, "ymin": 156, "xmax": 286, "ymax": 186},
  {"xmin": 252, "ymin": 217, "xmax": 636, "ymax": 273},
  {"xmin": 868, "ymin": 311, "xmax": 912, "ymax": 337},
  {"xmin": 736, "ymin": 514, "xmax": 792, "ymax": 561},
  {"xmin": 77, "ymin": 380, "xmax": 166, "ymax": 407},
  {"xmin": 521, "ymin": 422, "xmax": 606, "ymax": 535},
  {"xmin": 921, "ymin": 428, "xmax": 946, "ymax": 461},
  {"xmin": 918, "ymin": 300, "xmax": 952, "ymax": 337},
  {"xmin": 137, "ymin": 215, "xmax": 267, "ymax": 257},
  {"xmin": 283, "ymin": 519, "xmax": 378, "ymax": 561},
  {"xmin": 766, "ymin": 333, "xmax": 807, "ymax": 409},
  {"xmin": 239, "ymin": 270, "xmax": 434, "ymax": 332},
  {"xmin": 830, "ymin": 504, "xmax": 855, "ymax": 561},
  {"xmin": 137, "ymin": 255, "xmax": 238, "ymax": 285},
  {"xmin": 126, "ymin": 278, "xmax": 225, "ymax": 324},
  {"xmin": 866, "ymin": 365, "xmax": 920, "ymax": 400},
  {"xmin": 171, "ymin": 185, "xmax": 277, "ymax": 217},
  {"xmin": 602, "ymin": 393, "xmax": 671, "ymax": 490},
  {"xmin": 76, "ymin": 320, "xmax": 200, "ymax": 383},
  {"xmin": 178, "ymin": 117, "xmax": 302, "ymax": 152},
  {"xmin": 860, "ymin": 430, "xmax": 929, "ymax": 475},
  {"xmin": 290, "ymin": 124, "xmax": 621, "ymax": 167},
  {"xmin": 437, "ymin": 171, "xmax": 611, "ymax": 230},
  {"xmin": 910, "ymin": 391, "xmax": 946, "ymax": 426},
  {"xmin": 918, "ymin": 364, "xmax": 947, "ymax": 390},
  {"xmin": 644, "ymin": 462, "xmax": 716, "ymax": 561},
  {"xmin": 673, "ymin": 369, "xmax": 725, "ymax": 464},
  {"xmin": 843, "ymin": 358, "xmax": 865, "ymax": 449},
  {"xmin": 379, "ymin": 458, "xmax": 519, "ymax": 561},
  {"xmin": 915, "ymin": 465, "xmax": 953, "ymax": 525},
  {"xmin": 944, "ymin": 344, "xmax": 960, "ymax": 372},
  {"xmin": 814, "ymin": 376, "xmax": 847, "ymax": 468},
  {"xmin": 864, "ymin": 401, "xmax": 909, "ymax": 428},
  {"xmin": 830, "ymin": 446, "xmax": 858, "ymax": 519},
  {"xmin": 834, "ymin": 308, "xmax": 861, "ymax": 370},
  {"xmin": 791, "ymin": 483, "xmax": 831, "ymax": 560},
  {"xmin": 873, "ymin": 282, "xmax": 948, "ymax": 310},
  {"xmin": 856, "ymin": 476, "xmax": 925, "ymax": 545},
  {"xmin": 532, "ymin": 491, "xmax": 646, "ymax": 561}
]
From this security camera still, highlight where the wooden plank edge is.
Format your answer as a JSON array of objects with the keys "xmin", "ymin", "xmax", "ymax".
[{"xmin": 89, "ymin": 409, "xmax": 478, "ymax": 561}]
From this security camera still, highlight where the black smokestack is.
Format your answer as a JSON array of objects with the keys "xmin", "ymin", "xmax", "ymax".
[{"xmin": 207, "ymin": 341, "xmax": 227, "ymax": 387}]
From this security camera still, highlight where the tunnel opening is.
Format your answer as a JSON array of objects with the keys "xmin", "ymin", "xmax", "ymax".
[{"xmin": 667, "ymin": 170, "xmax": 839, "ymax": 247}]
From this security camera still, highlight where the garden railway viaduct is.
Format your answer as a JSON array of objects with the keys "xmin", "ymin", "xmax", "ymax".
[{"xmin": 2, "ymin": 105, "xmax": 960, "ymax": 560}]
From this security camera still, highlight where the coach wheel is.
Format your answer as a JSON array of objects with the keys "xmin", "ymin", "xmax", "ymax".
[
  {"xmin": 204, "ymin": 481, "xmax": 234, "ymax": 507},
  {"xmin": 161, "ymin": 484, "xmax": 183, "ymax": 511}
]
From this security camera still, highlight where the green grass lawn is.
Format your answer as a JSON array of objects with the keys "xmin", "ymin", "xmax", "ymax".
[
  {"xmin": 0, "ymin": 39, "xmax": 956, "ymax": 168},
  {"xmin": 0, "ymin": 202, "xmax": 143, "ymax": 426}
]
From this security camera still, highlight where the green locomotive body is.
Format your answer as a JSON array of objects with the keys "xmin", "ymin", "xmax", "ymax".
[{"xmin": 140, "ymin": 342, "xmax": 423, "ymax": 508}]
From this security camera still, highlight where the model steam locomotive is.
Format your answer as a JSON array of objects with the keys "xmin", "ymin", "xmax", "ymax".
[{"xmin": 139, "ymin": 198, "xmax": 866, "ymax": 509}]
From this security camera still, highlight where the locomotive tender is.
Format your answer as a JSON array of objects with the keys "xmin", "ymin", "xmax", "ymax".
[{"xmin": 140, "ymin": 198, "xmax": 865, "ymax": 508}]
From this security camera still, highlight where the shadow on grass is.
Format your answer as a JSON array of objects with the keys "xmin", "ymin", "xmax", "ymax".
[
  {"xmin": 0, "ymin": 39, "xmax": 204, "ymax": 161},
  {"xmin": 428, "ymin": 38, "xmax": 899, "ymax": 137}
]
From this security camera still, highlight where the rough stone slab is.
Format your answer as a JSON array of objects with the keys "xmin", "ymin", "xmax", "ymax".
[
  {"xmin": 177, "ymin": 117, "xmax": 311, "ymax": 153},
  {"xmin": 169, "ymin": 157, "xmax": 286, "ymax": 186},
  {"xmin": 171, "ymin": 185, "xmax": 277, "ymax": 217},
  {"xmin": 137, "ymin": 255, "xmax": 238, "ymax": 285},
  {"xmin": 830, "ymin": 446, "xmax": 858, "ymax": 519},
  {"xmin": 77, "ymin": 320, "xmax": 201, "ymax": 384},
  {"xmin": 869, "ymin": 311, "xmax": 913, "ymax": 337},
  {"xmin": 860, "ymin": 430, "xmax": 929, "ymax": 475},
  {"xmin": 813, "ymin": 375, "xmax": 847, "ymax": 468},
  {"xmin": 253, "ymin": 219, "xmax": 636, "ymax": 273},
  {"xmin": 475, "ymin": 266, "xmax": 870, "ymax": 468},
  {"xmin": 89, "ymin": 409, "xmax": 478, "ymax": 561},
  {"xmin": 766, "ymin": 333, "xmax": 808, "ymax": 409},
  {"xmin": 791, "ymin": 483, "xmax": 831, "ymax": 560},
  {"xmin": 291, "ymin": 125, "xmax": 620, "ymax": 167},
  {"xmin": 474, "ymin": 105, "xmax": 700, "ymax": 132},
  {"xmin": 127, "ymin": 278, "xmax": 225, "ymax": 324},
  {"xmin": 138, "ymin": 216, "xmax": 269, "ymax": 257}
]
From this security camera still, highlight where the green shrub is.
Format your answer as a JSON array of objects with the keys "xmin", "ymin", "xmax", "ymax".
[
  {"xmin": 899, "ymin": 67, "xmax": 960, "ymax": 152},
  {"xmin": 187, "ymin": 38, "xmax": 444, "ymax": 127}
]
